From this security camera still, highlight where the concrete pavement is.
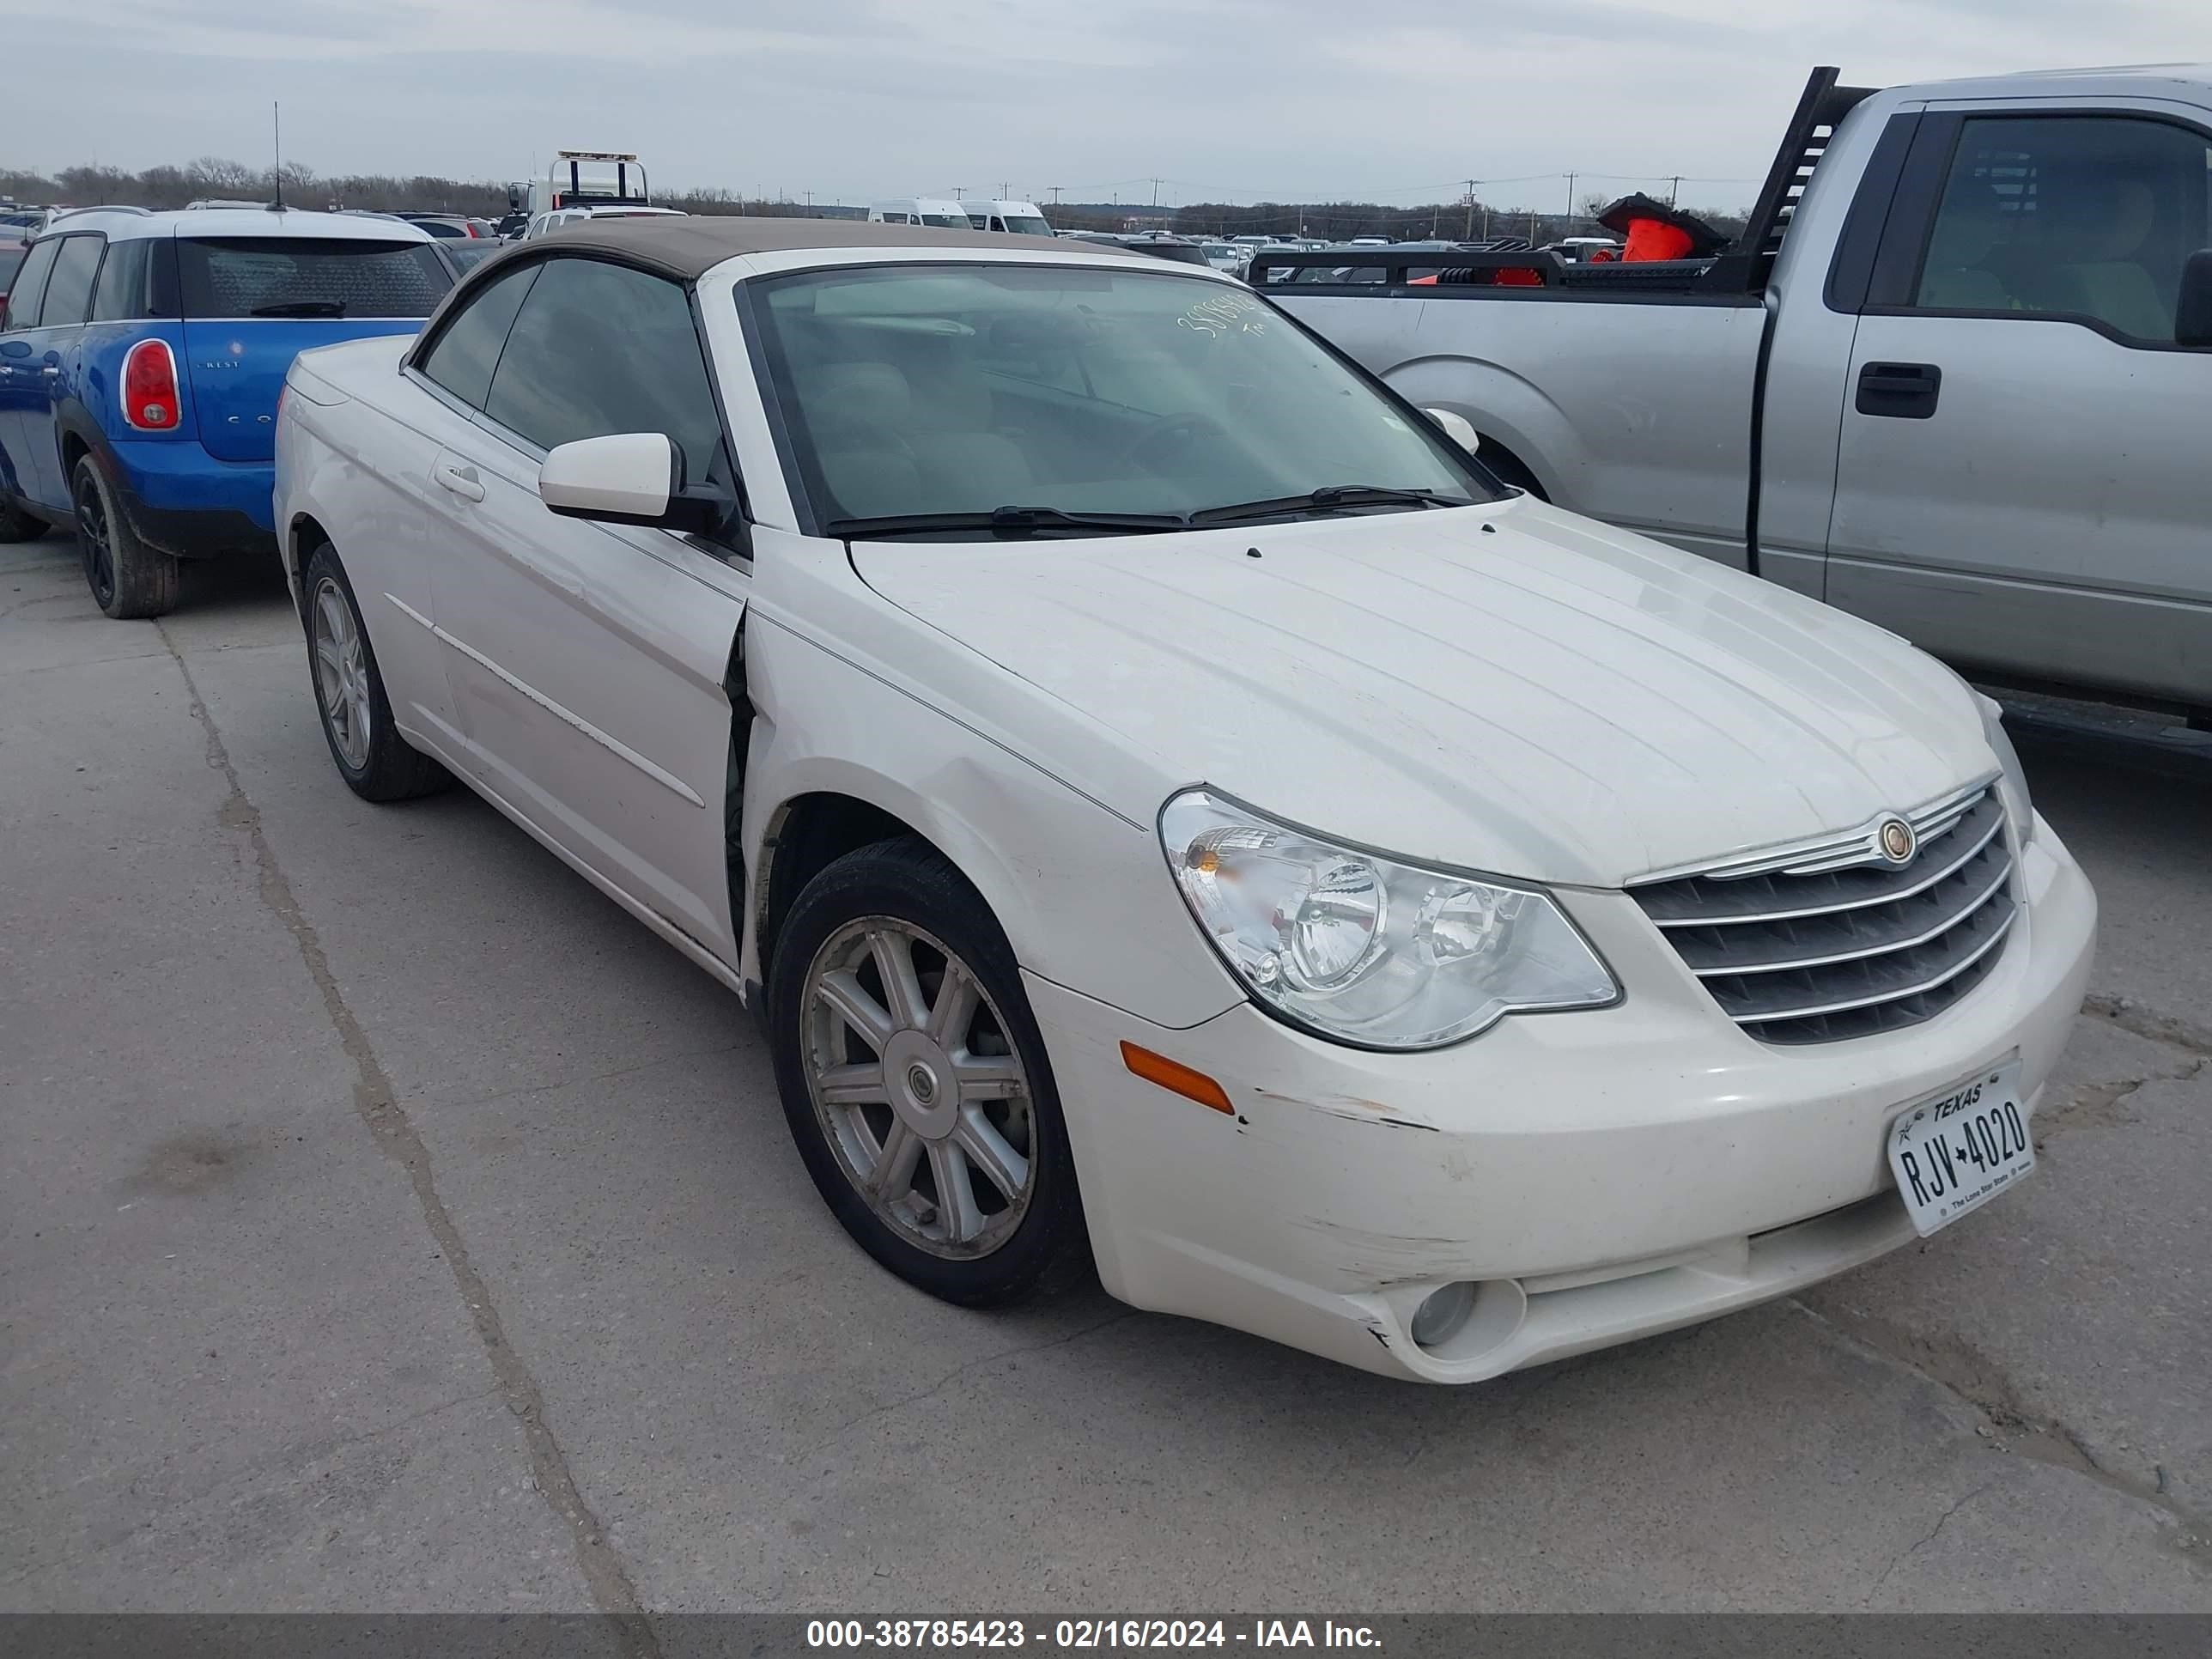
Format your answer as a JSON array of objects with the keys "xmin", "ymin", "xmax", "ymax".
[{"xmin": 3, "ymin": 532, "xmax": 2207, "ymax": 1615}]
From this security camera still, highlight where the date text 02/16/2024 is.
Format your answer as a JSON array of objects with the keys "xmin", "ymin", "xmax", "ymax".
[{"xmin": 804, "ymin": 1619, "xmax": 1384, "ymax": 1649}]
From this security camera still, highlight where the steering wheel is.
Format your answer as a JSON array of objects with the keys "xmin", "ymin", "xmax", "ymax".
[{"xmin": 1116, "ymin": 410, "xmax": 1229, "ymax": 471}]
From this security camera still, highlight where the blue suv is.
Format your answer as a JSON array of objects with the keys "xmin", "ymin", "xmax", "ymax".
[{"xmin": 0, "ymin": 207, "xmax": 455, "ymax": 617}]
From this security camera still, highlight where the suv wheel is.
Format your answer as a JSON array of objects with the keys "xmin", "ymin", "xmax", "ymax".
[
  {"xmin": 302, "ymin": 542, "xmax": 453, "ymax": 802},
  {"xmin": 0, "ymin": 493, "xmax": 46, "ymax": 544},
  {"xmin": 73, "ymin": 454, "xmax": 179, "ymax": 619},
  {"xmin": 769, "ymin": 836, "xmax": 1089, "ymax": 1307}
]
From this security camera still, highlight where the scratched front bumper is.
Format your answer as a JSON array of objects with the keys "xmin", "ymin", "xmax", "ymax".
[{"xmin": 1024, "ymin": 826, "xmax": 2095, "ymax": 1382}]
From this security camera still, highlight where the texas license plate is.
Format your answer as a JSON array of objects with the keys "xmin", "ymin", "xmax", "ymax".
[{"xmin": 1887, "ymin": 1057, "xmax": 2033, "ymax": 1237}]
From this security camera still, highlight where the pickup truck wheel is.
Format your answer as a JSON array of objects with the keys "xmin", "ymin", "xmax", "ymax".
[
  {"xmin": 301, "ymin": 543, "xmax": 453, "ymax": 802},
  {"xmin": 0, "ymin": 494, "xmax": 46, "ymax": 543},
  {"xmin": 769, "ymin": 837, "xmax": 1089, "ymax": 1307},
  {"xmin": 72, "ymin": 454, "xmax": 179, "ymax": 619},
  {"xmin": 1474, "ymin": 443, "xmax": 1547, "ymax": 501}
]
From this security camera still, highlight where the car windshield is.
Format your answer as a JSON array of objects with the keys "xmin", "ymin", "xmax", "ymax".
[
  {"xmin": 1002, "ymin": 216, "xmax": 1053, "ymax": 237},
  {"xmin": 748, "ymin": 261, "xmax": 1497, "ymax": 534},
  {"xmin": 176, "ymin": 237, "xmax": 453, "ymax": 319}
]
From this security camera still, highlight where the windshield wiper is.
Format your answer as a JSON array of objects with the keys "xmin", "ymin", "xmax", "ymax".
[
  {"xmin": 825, "ymin": 506, "xmax": 1192, "ymax": 540},
  {"xmin": 249, "ymin": 299, "xmax": 348, "ymax": 317},
  {"xmin": 1190, "ymin": 485, "xmax": 1475, "ymax": 526}
]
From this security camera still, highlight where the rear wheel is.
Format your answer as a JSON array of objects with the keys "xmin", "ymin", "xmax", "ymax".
[
  {"xmin": 302, "ymin": 542, "xmax": 453, "ymax": 802},
  {"xmin": 769, "ymin": 837, "xmax": 1089, "ymax": 1307},
  {"xmin": 73, "ymin": 454, "xmax": 179, "ymax": 619}
]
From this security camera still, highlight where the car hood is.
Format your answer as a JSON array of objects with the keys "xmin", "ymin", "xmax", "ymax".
[{"xmin": 849, "ymin": 497, "xmax": 1996, "ymax": 887}]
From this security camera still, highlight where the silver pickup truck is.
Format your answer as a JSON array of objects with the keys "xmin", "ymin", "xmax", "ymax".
[{"xmin": 1261, "ymin": 66, "xmax": 2212, "ymax": 722}]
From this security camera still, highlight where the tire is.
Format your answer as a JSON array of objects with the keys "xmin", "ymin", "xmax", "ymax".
[
  {"xmin": 301, "ymin": 542, "xmax": 453, "ymax": 802},
  {"xmin": 1475, "ymin": 441, "xmax": 1548, "ymax": 501},
  {"xmin": 0, "ymin": 493, "xmax": 47, "ymax": 543},
  {"xmin": 72, "ymin": 454, "xmax": 179, "ymax": 618},
  {"xmin": 768, "ymin": 836, "xmax": 1089, "ymax": 1307}
]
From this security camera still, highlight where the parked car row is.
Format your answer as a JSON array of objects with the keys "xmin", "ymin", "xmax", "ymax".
[
  {"xmin": 0, "ymin": 208, "xmax": 454, "ymax": 613},
  {"xmin": 246, "ymin": 210, "xmax": 2090, "ymax": 1382}
]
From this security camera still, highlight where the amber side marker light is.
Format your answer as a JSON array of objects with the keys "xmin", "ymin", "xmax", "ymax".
[{"xmin": 1121, "ymin": 1042, "xmax": 1235, "ymax": 1115}]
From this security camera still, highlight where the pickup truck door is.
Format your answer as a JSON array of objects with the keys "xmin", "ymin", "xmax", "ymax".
[
  {"xmin": 423, "ymin": 252, "xmax": 750, "ymax": 969},
  {"xmin": 1825, "ymin": 102, "xmax": 2212, "ymax": 708}
]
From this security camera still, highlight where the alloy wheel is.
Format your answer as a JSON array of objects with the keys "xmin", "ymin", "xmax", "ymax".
[
  {"xmin": 75, "ymin": 471, "xmax": 115, "ymax": 610},
  {"xmin": 310, "ymin": 577, "xmax": 373, "ymax": 770},
  {"xmin": 800, "ymin": 916, "xmax": 1036, "ymax": 1259}
]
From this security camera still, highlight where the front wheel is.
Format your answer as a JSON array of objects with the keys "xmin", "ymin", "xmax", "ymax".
[
  {"xmin": 73, "ymin": 455, "xmax": 179, "ymax": 618},
  {"xmin": 302, "ymin": 542, "xmax": 453, "ymax": 802},
  {"xmin": 768, "ymin": 837, "xmax": 1089, "ymax": 1306},
  {"xmin": 0, "ymin": 493, "xmax": 47, "ymax": 544}
]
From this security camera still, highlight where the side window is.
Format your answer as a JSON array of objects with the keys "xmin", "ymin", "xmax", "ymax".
[
  {"xmin": 37, "ymin": 235, "xmax": 105, "ymax": 328},
  {"xmin": 418, "ymin": 262, "xmax": 541, "ymax": 409},
  {"xmin": 3, "ymin": 238, "xmax": 62, "ymax": 331},
  {"xmin": 1912, "ymin": 115, "xmax": 2212, "ymax": 343},
  {"xmin": 482, "ymin": 258, "xmax": 725, "ymax": 480},
  {"xmin": 89, "ymin": 239, "xmax": 152, "ymax": 321}
]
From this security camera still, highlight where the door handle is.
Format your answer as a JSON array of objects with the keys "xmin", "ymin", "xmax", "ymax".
[
  {"xmin": 1856, "ymin": 362, "xmax": 1942, "ymax": 419},
  {"xmin": 434, "ymin": 461, "xmax": 485, "ymax": 502}
]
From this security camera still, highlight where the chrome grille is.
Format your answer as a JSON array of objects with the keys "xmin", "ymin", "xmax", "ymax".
[{"xmin": 1629, "ymin": 783, "xmax": 2015, "ymax": 1045}]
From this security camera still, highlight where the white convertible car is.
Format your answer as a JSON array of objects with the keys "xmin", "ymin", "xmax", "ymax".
[{"xmin": 274, "ymin": 219, "xmax": 2095, "ymax": 1382}]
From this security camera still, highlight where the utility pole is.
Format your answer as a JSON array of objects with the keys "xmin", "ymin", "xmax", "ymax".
[
  {"xmin": 1481, "ymin": 204, "xmax": 1491, "ymax": 240},
  {"xmin": 1668, "ymin": 174, "xmax": 1681, "ymax": 205},
  {"xmin": 1465, "ymin": 179, "xmax": 1475, "ymax": 240},
  {"xmin": 1565, "ymin": 171, "xmax": 1576, "ymax": 226},
  {"xmin": 1048, "ymin": 185, "xmax": 1061, "ymax": 204},
  {"xmin": 1150, "ymin": 176, "xmax": 1163, "ymax": 207}
]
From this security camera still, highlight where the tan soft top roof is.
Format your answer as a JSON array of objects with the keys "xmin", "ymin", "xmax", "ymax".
[{"xmin": 411, "ymin": 215, "xmax": 1158, "ymax": 362}]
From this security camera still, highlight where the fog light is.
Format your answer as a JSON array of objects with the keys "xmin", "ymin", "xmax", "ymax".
[{"xmin": 1409, "ymin": 1281, "xmax": 1476, "ymax": 1349}]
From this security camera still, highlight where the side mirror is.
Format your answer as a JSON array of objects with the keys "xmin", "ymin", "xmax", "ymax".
[
  {"xmin": 2178, "ymin": 249, "xmax": 2212, "ymax": 349},
  {"xmin": 538, "ymin": 432, "xmax": 726, "ymax": 535},
  {"xmin": 1423, "ymin": 406, "xmax": 1481, "ymax": 453}
]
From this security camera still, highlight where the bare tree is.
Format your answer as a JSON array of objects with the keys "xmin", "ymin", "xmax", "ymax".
[{"xmin": 185, "ymin": 156, "xmax": 259, "ymax": 195}]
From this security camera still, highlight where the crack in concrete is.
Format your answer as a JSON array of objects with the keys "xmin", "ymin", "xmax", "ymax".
[
  {"xmin": 2081, "ymin": 994, "xmax": 2212, "ymax": 1060},
  {"xmin": 1788, "ymin": 1302, "xmax": 2210, "ymax": 1571},
  {"xmin": 2033, "ymin": 1054, "xmax": 2209, "ymax": 1143},
  {"xmin": 799, "ymin": 1308, "xmax": 1137, "ymax": 1467},
  {"xmin": 1863, "ymin": 1476, "xmax": 2002, "ymax": 1606},
  {"xmin": 161, "ymin": 629, "xmax": 661, "ymax": 1654},
  {"xmin": 422, "ymin": 1041, "xmax": 747, "ymax": 1117},
  {"xmin": 0, "ymin": 1387, "xmax": 502, "ymax": 1587}
]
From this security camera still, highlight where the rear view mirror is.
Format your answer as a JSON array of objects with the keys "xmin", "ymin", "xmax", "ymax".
[
  {"xmin": 2178, "ymin": 249, "xmax": 2212, "ymax": 348},
  {"xmin": 538, "ymin": 432, "xmax": 725, "ymax": 534},
  {"xmin": 1424, "ymin": 407, "xmax": 1481, "ymax": 453}
]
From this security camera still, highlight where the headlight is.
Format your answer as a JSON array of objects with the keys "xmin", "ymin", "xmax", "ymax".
[
  {"xmin": 1159, "ymin": 790, "xmax": 1619, "ymax": 1049},
  {"xmin": 1977, "ymin": 694, "xmax": 2036, "ymax": 844}
]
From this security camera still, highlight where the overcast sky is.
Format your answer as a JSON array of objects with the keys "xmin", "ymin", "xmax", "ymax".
[{"xmin": 4, "ymin": 0, "xmax": 2209, "ymax": 210}]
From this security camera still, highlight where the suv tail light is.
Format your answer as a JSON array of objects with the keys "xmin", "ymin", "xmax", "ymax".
[{"xmin": 123, "ymin": 339, "xmax": 181, "ymax": 431}]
